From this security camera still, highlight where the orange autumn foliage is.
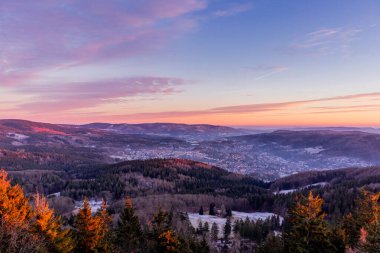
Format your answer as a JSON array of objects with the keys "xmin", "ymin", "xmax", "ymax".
[
  {"xmin": 34, "ymin": 192, "xmax": 59, "ymax": 239},
  {"xmin": 74, "ymin": 198, "xmax": 111, "ymax": 252},
  {"xmin": 294, "ymin": 191, "xmax": 325, "ymax": 220},
  {"xmin": 158, "ymin": 230, "xmax": 180, "ymax": 253},
  {"xmin": 0, "ymin": 169, "xmax": 32, "ymax": 229}
]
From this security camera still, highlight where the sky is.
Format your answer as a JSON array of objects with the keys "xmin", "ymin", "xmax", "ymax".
[{"xmin": 1, "ymin": 0, "xmax": 380, "ymax": 126}]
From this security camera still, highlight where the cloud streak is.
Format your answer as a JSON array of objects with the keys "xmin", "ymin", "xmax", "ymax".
[
  {"xmin": 244, "ymin": 65, "xmax": 288, "ymax": 80},
  {"xmin": 13, "ymin": 76, "xmax": 190, "ymax": 113},
  {"xmin": 0, "ymin": 0, "xmax": 207, "ymax": 86},
  {"xmin": 287, "ymin": 27, "xmax": 362, "ymax": 55},
  {"xmin": 213, "ymin": 2, "xmax": 253, "ymax": 17},
  {"xmin": 107, "ymin": 91, "xmax": 380, "ymax": 120}
]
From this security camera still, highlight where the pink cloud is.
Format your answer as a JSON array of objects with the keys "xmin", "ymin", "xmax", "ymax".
[
  {"xmin": 0, "ymin": 0, "xmax": 207, "ymax": 86},
  {"xmin": 14, "ymin": 76, "xmax": 190, "ymax": 113},
  {"xmin": 102, "ymin": 91, "xmax": 380, "ymax": 120}
]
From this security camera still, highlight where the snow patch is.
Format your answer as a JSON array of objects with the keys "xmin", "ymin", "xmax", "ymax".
[
  {"xmin": 188, "ymin": 211, "xmax": 282, "ymax": 238},
  {"xmin": 275, "ymin": 182, "xmax": 328, "ymax": 195},
  {"xmin": 304, "ymin": 146, "xmax": 324, "ymax": 154},
  {"xmin": 74, "ymin": 199, "xmax": 104, "ymax": 213},
  {"xmin": 48, "ymin": 192, "xmax": 61, "ymax": 198},
  {"xmin": 7, "ymin": 132, "xmax": 29, "ymax": 141}
]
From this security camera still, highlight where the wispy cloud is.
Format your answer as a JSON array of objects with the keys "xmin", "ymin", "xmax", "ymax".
[
  {"xmin": 287, "ymin": 27, "xmax": 362, "ymax": 55},
  {"xmin": 213, "ymin": 2, "xmax": 253, "ymax": 17},
  {"xmin": 105, "ymin": 91, "xmax": 380, "ymax": 120},
  {"xmin": 244, "ymin": 65, "xmax": 288, "ymax": 80},
  {"xmin": 0, "ymin": 0, "xmax": 207, "ymax": 87},
  {"xmin": 13, "ymin": 76, "xmax": 190, "ymax": 113}
]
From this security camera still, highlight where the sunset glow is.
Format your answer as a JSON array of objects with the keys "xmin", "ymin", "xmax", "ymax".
[{"xmin": 1, "ymin": 0, "xmax": 380, "ymax": 126}]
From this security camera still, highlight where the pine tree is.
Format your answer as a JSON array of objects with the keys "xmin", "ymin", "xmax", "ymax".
[
  {"xmin": 209, "ymin": 203, "xmax": 216, "ymax": 216},
  {"xmin": 0, "ymin": 169, "xmax": 32, "ymax": 229},
  {"xmin": 225, "ymin": 207, "xmax": 232, "ymax": 217},
  {"xmin": 358, "ymin": 192, "xmax": 380, "ymax": 253},
  {"xmin": 96, "ymin": 198, "xmax": 112, "ymax": 252},
  {"xmin": 33, "ymin": 193, "xmax": 74, "ymax": 253},
  {"xmin": 257, "ymin": 233, "xmax": 284, "ymax": 253},
  {"xmin": 359, "ymin": 222, "xmax": 380, "ymax": 253},
  {"xmin": 151, "ymin": 207, "xmax": 172, "ymax": 237},
  {"xmin": 114, "ymin": 197, "xmax": 143, "ymax": 253},
  {"xmin": 203, "ymin": 221, "xmax": 209, "ymax": 233},
  {"xmin": 157, "ymin": 230, "xmax": 180, "ymax": 253},
  {"xmin": 211, "ymin": 222, "xmax": 219, "ymax": 241},
  {"xmin": 74, "ymin": 198, "xmax": 105, "ymax": 252},
  {"xmin": 199, "ymin": 236, "xmax": 210, "ymax": 253},
  {"xmin": 341, "ymin": 212, "xmax": 360, "ymax": 249},
  {"xmin": 283, "ymin": 191, "xmax": 335, "ymax": 253},
  {"xmin": 199, "ymin": 206, "xmax": 204, "ymax": 215},
  {"xmin": 0, "ymin": 169, "xmax": 46, "ymax": 252},
  {"xmin": 223, "ymin": 216, "xmax": 232, "ymax": 241},
  {"xmin": 197, "ymin": 220, "xmax": 203, "ymax": 234},
  {"xmin": 151, "ymin": 208, "xmax": 180, "ymax": 252}
]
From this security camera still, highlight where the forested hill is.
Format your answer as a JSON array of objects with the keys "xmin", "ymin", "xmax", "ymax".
[
  {"xmin": 271, "ymin": 166, "xmax": 380, "ymax": 191},
  {"xmin": 7, "ymin": 157, "xmax": 380, "ymax": 221},
  {"xmin": 268, "ymin": 166, "xmax": 380, "ymax": 221},
  {"xmin": 8, "ymin": 158, "xmax": 269, "ymax": 200},
  {"xmin": 2, "ymin": 160, "xmax": 380, "ymax": 252}
]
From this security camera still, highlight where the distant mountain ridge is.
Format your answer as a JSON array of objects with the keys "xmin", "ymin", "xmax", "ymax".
[
  {"xmin": 2, "ymin": 119, "xmax": 380, "ymax": 179},
  {"xmin": 81, "ymin": 122, "xmax": 249, "ymax": 140}
]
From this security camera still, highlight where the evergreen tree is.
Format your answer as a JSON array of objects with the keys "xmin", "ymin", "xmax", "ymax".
[
  {"xmin": 197, "ymin": 220, "xmax": 203, "ymax": 234},
  {"xmin": 225, "ymin": 207, "xmax": 232, "ymax": 217},
  {"xmin": 157, "ymin": 230, "xmax": 180, "ymax": 253},
  {"xmin": 33, "ymin": 193, "xmax": 74, "ymax": 253},
  {"xmin": 74, "ymin": 198, "xmax": 106, "ymax": 252},
  {"xmin": 257, "ymin": 234, "xmax": 284, "ymax": 253},
  {"xmin": 359, "ymin": 223, "xmax": 380, "ymax": 253},
  {"xmin": 224, "ymin": 216, "xmax": 232, "ymax": 240},
  {"xmin": 151, "ymin": 208, "xmax": 172, "ymax": 237},
  {"xmin": 199, "ymin": 236, "xmax": 210, "ymax": 253},
  {"xmin": 211, "ymin": 222, "xmax": 219, "ymax": 241},
  {"xmin": 199, "ymin": 206, "xmax": 204, "ymax": 215},
  {"xmin": 358, "ymin": 192, "xmax": 380, "ymax": 253},
  {"xmin": 0, "ymin": 169, "xmax": 32, "ymax": 229},
  {"xmin": 283, "ymin": 191, "xmax": 335, "ymax": 253},
  {"xmin": 151, "ymin": 208, "xmax": 180, "ymax": 252},
  {"xmin": 97, "ymin": 198, "xmax": 112, "ymax": 252},
  {"xmin": 209, "ymin": 203, "xmax": 216, "ymax": 216},
  {"xmin": 0, "ymin": 169, "xmax": 46, "ymax": 252},
  {"xmin": 114, "ymin": 197, "xmax": 143, "ymax": 252},
  {"xmin": 341, "ymin": 213, "xmax": 360, "ymax": 249},
  {"xmin": 203, "ymin": 221, "xmax": 209, "ymax": 233}
]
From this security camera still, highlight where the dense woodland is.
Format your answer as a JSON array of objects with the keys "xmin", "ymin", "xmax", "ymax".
[
  {"xmin": 4, "ymin": 159, "xmax": 380, "ymax": 222},
  {"xmin": 1, "ymin": 158, "xmax": 380, "ymax": 252},
  {"xmin": 1, "ymin": 168, "xmax": 380, "ymax": 252}
]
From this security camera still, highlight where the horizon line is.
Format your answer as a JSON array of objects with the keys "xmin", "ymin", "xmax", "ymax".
[{"xmin": 1, "ymin": 118, "xmax": 380, "ymax": 129}]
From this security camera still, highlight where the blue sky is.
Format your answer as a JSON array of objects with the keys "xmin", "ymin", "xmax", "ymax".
[{"xmin": 1, "ymin": 0, "xmax": 380, "ymax": 126}]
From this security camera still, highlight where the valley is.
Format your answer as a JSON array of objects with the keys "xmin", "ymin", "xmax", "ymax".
[{"xmin": 2, "ymin": 119, "xmax": 380, "ymax": 180}]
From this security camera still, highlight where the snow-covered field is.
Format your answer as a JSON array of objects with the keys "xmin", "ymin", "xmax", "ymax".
[
  {"xmin": 188, "ymin": 211, "xmax": 282, "ymax": 237},
  {"xmin": 74, "ymin": 199, "xmax": 104, "ymax": 214},
  {"xmin": 275, "ymin": 182, "xmax": 328, "ymax": 195}
]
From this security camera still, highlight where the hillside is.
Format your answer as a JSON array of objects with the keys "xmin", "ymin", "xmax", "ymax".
[
  {"xmin": 271, "ymin": 166, "xmax": 380, "ymax": 191},
  {"xmin": 81, "ymin": 122, "xmax": 248, "ymax": 140},
  {"xmin": 3, "ymin": 157, "xmax": 380, "ymax": 252},
  {"xmin": 8, "ymin": 158, "xmax": 267, "ymax": 199},
  {"xmin": 2, "ymin": 119, "xmax": 380, "ymax": 179}
]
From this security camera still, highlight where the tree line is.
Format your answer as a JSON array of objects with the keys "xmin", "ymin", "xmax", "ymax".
[
  {"xmin": 0, "ymin": 169, "xmax": 207, "ymax": 253},
  {"xmin": 1, "ymin": 168, "xmax": 380, "ymax": 252}
]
